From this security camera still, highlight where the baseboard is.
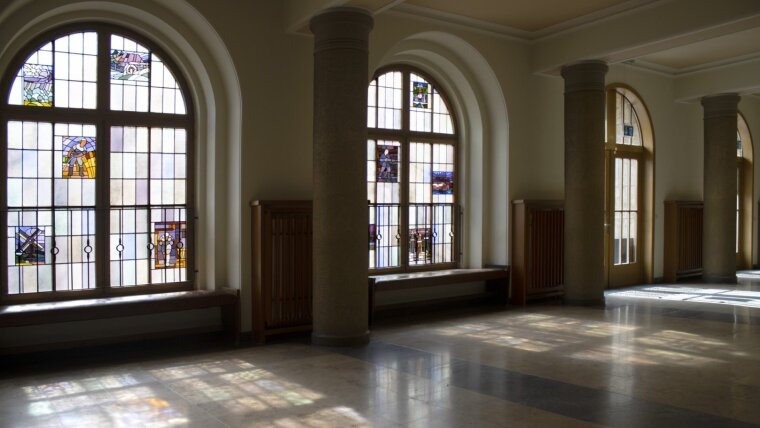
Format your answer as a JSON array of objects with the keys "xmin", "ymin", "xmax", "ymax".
[{"xmin": 0, "ymin": 325, "xmax": 224, "ymax": 356}]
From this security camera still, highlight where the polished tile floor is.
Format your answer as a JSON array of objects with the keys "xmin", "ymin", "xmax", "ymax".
[{"xmin": 2, "ymin": 279, "xmax": 759, "ymax": 427}]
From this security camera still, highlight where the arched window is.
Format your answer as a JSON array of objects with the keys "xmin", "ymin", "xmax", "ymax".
[
  {"xmin": 737, "ymin": 113, "xmax": 753, "ymax": 268},
  {"xmin": 367, "ymin": 67, "xmax": 457, "ymax": 271},
  {"xmin": 605, "ymin": 86, "xmax": 654, "ymax": 286},
  {"xmin": 1, "ymin": 25, "xmax": 193, "ymax": 302}
]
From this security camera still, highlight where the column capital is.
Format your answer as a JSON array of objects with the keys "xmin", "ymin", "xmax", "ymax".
[
  {"xmin": 701, "ymin": 93, "xmax": 740, "ymax": 119},
  {"xmin": 561, "ymin": 60, "xmax": 608, "ymax": 94},
  {"xmin": 310, "ymin": 7, "xmax": 374, "ymax": 54}
]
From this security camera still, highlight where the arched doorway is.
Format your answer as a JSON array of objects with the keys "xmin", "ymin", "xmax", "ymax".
[{"xmin": 605, "ymin": 85, "xmax": 654, "ymax": 287}]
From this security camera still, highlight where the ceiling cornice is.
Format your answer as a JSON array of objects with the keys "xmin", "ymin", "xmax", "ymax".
[{"xmin": 390, "ymin": 0, "xmax": 662, "ymax": 42}]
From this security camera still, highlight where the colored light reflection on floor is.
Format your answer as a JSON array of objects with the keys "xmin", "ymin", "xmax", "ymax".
[
  {"xmin": 434, "ymin": 315, "xmax": 638, "ymax": 352},
  {"xmin": 15, "ymin": 357, "xmax": 332, "ymax": 427}
]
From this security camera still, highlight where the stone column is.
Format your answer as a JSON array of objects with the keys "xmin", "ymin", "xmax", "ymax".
[
  {"xmin": 310, "ymin": 8, "xmax": 373, "ymax": 346},
  {"xmin": 702, "ymin": 94, "xmax": 740, "ymax": 284},
  {"xmin": 561, "ymin": 61, "xmax": 608, "ymax": 304}
]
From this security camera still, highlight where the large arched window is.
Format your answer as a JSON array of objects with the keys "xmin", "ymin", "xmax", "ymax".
[
  {"xmin": 0, "ymin": 25, "xmax": 193, "ymax": 302},
  {"xmin": 367, "ymin": 67, "xmax": 457, "ymax": 271},
  {"xmin": 605, "ymin": 86, "xmax": 655, "ymax": 286},
  {"xmin": 737, "ymin": 113, "xmax": 753, "ymax": 269}
]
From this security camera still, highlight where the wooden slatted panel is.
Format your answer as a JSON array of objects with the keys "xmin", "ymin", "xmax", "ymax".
[
  {"xmin": 528, "ymin": 208, "xmax": 564, "ymax": 296},
  {"xmin": 678, "ymin": 206, "xmax": 703, "ymax": 273},
  {"xmin": 268, "ymin": 210, "xmax": 312, "ymax": 329},
  {"xmin": 252, "ymin": 200, "xmax": 312, "ymax": 343}
]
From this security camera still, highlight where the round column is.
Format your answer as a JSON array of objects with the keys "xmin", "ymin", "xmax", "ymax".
[
  {"xmin": 310, "ymin": 8, "xmax": 373, "ymax": 346},
  {"xmin": 702, "ymin": 94, "xmax": 740, "ymax": 284},
  {"xmin": 561, "ymin": 61, "xmax": 608, "ymax": 304}
]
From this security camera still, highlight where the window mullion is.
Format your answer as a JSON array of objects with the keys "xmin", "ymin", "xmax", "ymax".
[
  {"xmin": 95, "ymin": 31, "xmax": 111, "ymax": 292},
  {"xmin": 400, "ymin": 72, "xmax": 410, "ymax": 270},
  {"xmin": 0, "ymin": 117, "xmax": 7, "ymax": 297},
  {"xmin": 95, "ymin": 118, "xmax": 111, "ymax": 292}
]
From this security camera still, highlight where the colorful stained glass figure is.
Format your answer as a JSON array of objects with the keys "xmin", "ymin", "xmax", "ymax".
[
  {"xmin": 409, "ymin": 227, "xmax": 432, "ymax": 262},
  {"xmin": 15, "ymin": 226, "xmax": 45, "ymax": 265},
  {"xmin": 432, "ymin": 171, "xmax": 454, "ymax": 195},
  {"xmin": 154, "ymin": 221, "xmax": 186, "ymax": 269},
  {"xmin": 111, "ymin": 50, "xmax": 150, "ymax": 81},
  {"xmin": 376, "ymin": 144, "xmax": 399, "ymax": 182},
  {"xmin": 623, "ymin": 125, "xmax": 635, "ymax": 136},
  {"xmin": 412, "ymin": 81, "xmax": 429, "ymax": 109},
  {"xmin": 62, "ymin": 136, "xmax": 96, "ymax": 178},
  {"xmin": 22, "ymin": 64, "xmax": 53, "ymax": 106}
]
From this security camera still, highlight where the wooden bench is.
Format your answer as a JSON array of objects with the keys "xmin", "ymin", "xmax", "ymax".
[
  {"xmin": 368, "ymin": 267, "xmax": 510, "ymax": 323},
  {"xmin": 0, "ymin": 289, "xmax": 241, "ymax": 353}
]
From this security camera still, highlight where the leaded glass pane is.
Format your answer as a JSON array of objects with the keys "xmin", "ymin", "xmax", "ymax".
[
  {"xmin": 4, "ymin": 29, "xmax": 192, "ymax": 298},
  {"xmin": 9, "ymin": 32, "xmax": 98, "ymax": 109},
  {"xmin": 616, "ymin": 92, "xmax": 642, "ymax": 146},
  {"xmin": 151, "ymin": 54, "xmax": 186, "ymax": 114},
  {"xmin": 410, "ymin": 75, "xmax": 431, "ymax": 132},
  {"xmin": 110, "ymin": 207, "xmax": 186, "ymax": 287},
  {"xmin": 53, "ymin": 123, "xmax": 97, "ymax": 207},
  {"xmin": 376, "ymin": 71, "xmax": 402, "ymax": 130},
  {"xmin": 6, "ymin": 208, "xmax": 96, "ymax": 294},
  {"xmin": 110, "ymin": 126, "xmax": 149, "ymax": 206},
  {"xmin": 110, "ymin": 35, "xmax": 150, "ymax": 112},
  {"xmin": 613, "ymin": 157, "xmax": 638, "ymax": 265},
  {"xmin": 366, "ymin": 69, "xmax": 457, "ymax": 270}
]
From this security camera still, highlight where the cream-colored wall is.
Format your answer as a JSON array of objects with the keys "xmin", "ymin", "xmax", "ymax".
[
  {"xmin": 2, "ymin": 0, "xmax": 757, "ymax": 350},
  {"xmin": 513, "ymin": 61, "xmax": 712, "ymax": 280},
  {"xmin": 184, "ymin": 0, "xmax": 314, "ymax": 332}
]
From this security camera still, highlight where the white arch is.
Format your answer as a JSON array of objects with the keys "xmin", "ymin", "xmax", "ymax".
[
  {"xmin": 373, "ymin": 32, "xmax": 509, "ymax": 266},
  {"xmin": 0, "ymin": 0, "xmax": 243, "ymax": 291}
]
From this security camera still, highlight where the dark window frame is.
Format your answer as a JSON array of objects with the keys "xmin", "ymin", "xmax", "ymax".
[
  {"xmin": 368, "ymin": 65, "xmax": 460, "ymax": 274},
  {"xmin": 0, "ymin": 23, "xmax": 195, "ymax": 304}
]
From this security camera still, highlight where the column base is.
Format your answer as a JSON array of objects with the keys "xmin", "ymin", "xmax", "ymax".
[
  {"xmin": 702, "ymin": 273, "xmax": 737, "ymax": 284},
  {"xmin": 311, "ymin": 330, "xmax": 370, "ymax": 347}
]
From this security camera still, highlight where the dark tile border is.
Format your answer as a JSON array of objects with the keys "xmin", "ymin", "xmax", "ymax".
[{"xmin": 336, "ymin": 341, "xmax": 758, "ymax": 428}]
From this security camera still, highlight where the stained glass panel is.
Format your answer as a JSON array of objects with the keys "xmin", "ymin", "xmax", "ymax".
[
  {"xmin": 9, "ymin": 42, "xmax": 53, "ymax": 107},
  {"xmin": 7, "ymin": 209, "xmax": 96, "ymax": 294},
  {"xmin": 61, "ymin": 136, "xmax": 96, "ymax": 178},
  {"xmin": 410, "ymin": 75, "xmax": 431, "ymax": 132},
  {"xmin": 110, "ymin": 208, "xmax": 187, "ymax": 287},
  {"xmin": 110, "ymin": 35, "xmax": 150, "ymax": 112},
  {"xmin": 615, "ymin": 92, "xmax": 642, "ymax": 146},
  {"xmin": 376, "ymin": 144, "xmax": 399, "ymax": 182},
  {"xmin": 432, "ymin": 143, "xmax": 454, "ymax": 204},
  {"xmin": 22, "ymin": 64, "xmax": 53, "ymax": 107},
  {"xmin": 53, "ymin": 124, "xmax": 97, "ymax": 207},
  {"xmin": 153, "ymin": 221, "xmax": 186, "ymax": 269},
  {"xmin": 367, "ymin": 139, "xmax": 400, "ymax": 205},
  {"xmin": 4, "ymin": 29, "xmax": 192, "ymax": 297},
  {"xmin": 8, "ymin": 33, "xmax": 98, "ymax": 109},
  {"xmin": 15, "ymin": 226, "xmax": 45, "ymax": 265},
  {"xmin": 412, "ymin": 81, "xmax": 429, "ymax": 109},
  {"xmin": 432, "ymin": 171, "xmax": 453, "ymax": 195}
]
